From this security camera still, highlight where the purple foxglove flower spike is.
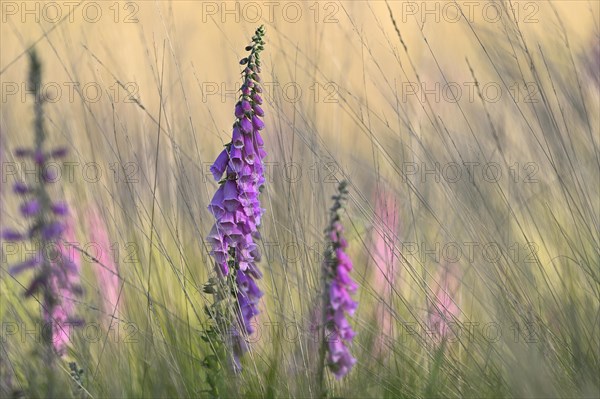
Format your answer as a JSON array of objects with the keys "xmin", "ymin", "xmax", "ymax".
[
  {"xmin": 319, "ymin": 181, "xmax": 357, "ymax": 385},
  {"xmin": 205, "ymin": 25, "xmax": 267, "ymax": 372},
  {"xmin": 1, "ymin": 51, "xmax": 82, "ymax": 361}
]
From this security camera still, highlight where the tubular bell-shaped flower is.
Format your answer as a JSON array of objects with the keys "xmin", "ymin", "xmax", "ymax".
[
  {"xmin": 206, "ymin": 25, "xmax": 267, "ymax": 370},
  {"xmin": 319, "ymin": 181, "xmax": 357, "ymax": 382}
]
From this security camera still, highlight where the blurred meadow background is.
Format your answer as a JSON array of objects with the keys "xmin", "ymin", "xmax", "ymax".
[{"xmin": 1, "ymin": 0, "xmax": 599, "ymax": 397}]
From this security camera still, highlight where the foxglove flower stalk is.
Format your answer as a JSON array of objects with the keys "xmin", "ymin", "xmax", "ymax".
[
  {"xmin": 206, "ymin": 25, "xmax": 267, "ymax": 370},
  {"xmin": 1, "ymin": 51, "xmax": 82, "ymax": 358},
  {"xmin": 319, "ymin": 181, "xmax": 357, "ymax": 383}
]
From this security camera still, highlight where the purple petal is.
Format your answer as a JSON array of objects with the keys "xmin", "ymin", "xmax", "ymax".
[
  {"xmin": 258, "ymin": 148, "xmax": 267, "ymax": 159},
  {"xmin": 13, "ymin": 182, "xmax": 30, "ymax": 194},
  {"xmin": 252, "ymin": 115, "xmax": 264, "ymax": 130},
  {"xmin": 240, "ymin": 117, "xmax": 252, "ymax": 134},
  {"xmin": 232, "ymin": 127, "xmax": 244, "ymax": 149},
  {"xmin": 218, "ymin": 212, "xmax": 237, "ymax": 230},
  {"xmin": 34, "ymin": 149, "xmax": 45, "ymax": 165},
  {"xmin": 14, "ymin": 148, "xmax": 32, "ymax": 157},
  {"xmin": 253, "ymin": 104, "xmax": 264, "ymax": 117},
  {"xmin": 51, "ymin": 147, "xmax": 68, "ymax": 158},
  {"xmin": 210, "ymin": 149, "xmax": 229, "ymax": 181},
  {"xmin": 330, "ymin": 283, "xmax": 345, "ymax": 310},
  {"xmin": 235, "ymin": 103, "xmax": 244, "ymax": 118},
  {"xmin": 223, "ymin": 180, "xmax": 240, "ymax": 212},
  {"xmin": 241, "ymin": 100, "xmax": 252, "ymax": 113},
  {"xmin": 228, "ymin": 147, "xmax": 244, "ymax": 172},
  {"xmin": 333, "ymin": 222, "xmax": 343, "ymax": 232},
  {"xmin": 239, "ymin": 165, "xmax": 254, "ymax": 181},
  {"xmin": 329, "ymin": 230, "xmax": 338, "ymax": 242},
  {"xmin": 20, "ymin": 200, "xmax": 40, "ymax": 217},
  {"xmin": 1, "ymin": 229, "xmax": 24, "ymax": 241},
  {"xmin": 8, "ymin": 256, "xmax": 40, "ymax": 276},
  {"xmin": 252, "ymin": 93, "xmax": 263, "ymax": 105},
  {"xmin": 208, "ymin": 185, "xmax": 226, "ymax": 218},
  {"xmin": 51, "ymin": 202, "xmax": 69, "ymax": 216},
  {"xmin": 336, "ymin": 250, "xmax": 352, "ymax": 270},
  {"xmin": 243, "ymin": 135, "xmax": 256, "ymax": 165},
  {"xmin": 42, "ymin": 222, "xmax": 65, "ymax": 240}
]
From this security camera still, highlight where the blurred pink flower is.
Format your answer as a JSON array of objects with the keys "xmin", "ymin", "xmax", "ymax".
[
  {"xmin": 371, "ymin": 188, "xmax": 400, "ymax": 356},
  {"xmin": 43, "ymin": 218, "xmax": 82, "ymax": 356},
  {"xmin": 86, "ymin": 206, "xmax": 120, "ymax": 318},
  {"xmin": 0, "ymin": 128, "xmax": 4, "ymax": 217},
  {"xmin": 372, "ymin": 189, "xmax": 400, "ymax": 291},
  {"xmin": 428, "ymin": 262, "xmax": 460, "ymax": 342}
]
